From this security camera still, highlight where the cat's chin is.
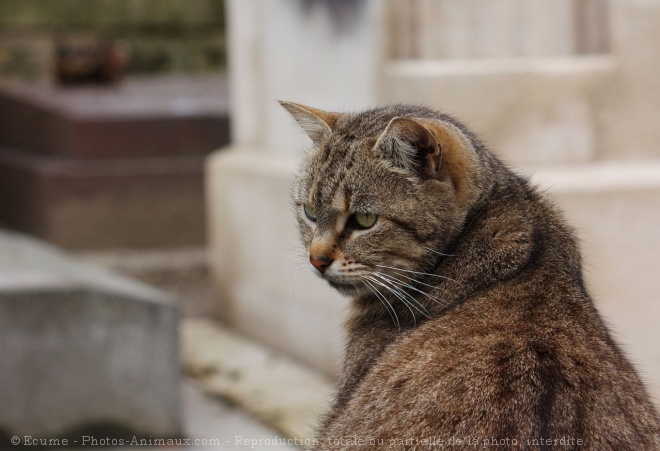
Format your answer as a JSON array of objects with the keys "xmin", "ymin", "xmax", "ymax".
[{"xmin": 327, "ymin": 280, "xmax": 363, "ymax": 297}]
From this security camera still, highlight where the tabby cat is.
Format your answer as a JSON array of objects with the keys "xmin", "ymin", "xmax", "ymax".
[{"xmin": 281, "ymin": 101, "xmax": 660, "ymax": 450}]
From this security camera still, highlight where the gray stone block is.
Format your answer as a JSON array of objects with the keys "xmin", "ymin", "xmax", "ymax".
[{"xmin": 0, "ymin": 230, "xmax": 181, "ymax": 441}]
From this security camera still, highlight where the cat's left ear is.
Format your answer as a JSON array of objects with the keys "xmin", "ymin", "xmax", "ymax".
[
  {"xmin": 279, "ymin": 101, "xmax": 339, "ymax": 146},
  {"xmin": 375, "ymin": 117, "xmax": 442, "ymax": 178}
]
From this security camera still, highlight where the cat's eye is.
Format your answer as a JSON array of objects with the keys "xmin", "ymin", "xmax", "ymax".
[
  {"xmin": 354, "ymin": 212, "xmax": 378, "ymax": 229},
  {"xmin": 303, "ymin": 203, "xmax": 317, "ymax": 221}
]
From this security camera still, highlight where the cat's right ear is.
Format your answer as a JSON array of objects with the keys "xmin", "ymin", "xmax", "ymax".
[
  {"xmin": 279, "ymin": 101, "xmax": 338, "ymax": 146},
  {"xmin": 375, "ymin": 117, "xmax": 442, "ymax": 178}
]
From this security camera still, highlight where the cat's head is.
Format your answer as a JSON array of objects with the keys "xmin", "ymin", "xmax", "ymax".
[{"xmin": 281, "ymin": 101, "xmax": 484, "ymax": 297}]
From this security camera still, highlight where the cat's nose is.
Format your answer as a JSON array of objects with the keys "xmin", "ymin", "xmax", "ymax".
[{"xmin": 310, "ymin": 255, "xmax": 333, "ymax": 274}]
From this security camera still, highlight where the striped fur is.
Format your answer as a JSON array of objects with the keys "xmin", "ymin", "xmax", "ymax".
[{"xmin": 282, "ymin": 102, "xmax": 660, "ymax": 450}]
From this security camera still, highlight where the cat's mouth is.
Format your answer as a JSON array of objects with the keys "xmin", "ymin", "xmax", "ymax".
[{"xmin": 327, "ymin": 279, "xmax": 363, "ymax": 296}]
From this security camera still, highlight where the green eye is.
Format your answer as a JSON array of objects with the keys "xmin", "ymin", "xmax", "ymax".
[
  {"xmin": 354, "ymin": 212, "xmax": 378, "ymax": 229},
  {"xmin": 303, "ymin": 203, "xmax": 317, "ymax": 221}
]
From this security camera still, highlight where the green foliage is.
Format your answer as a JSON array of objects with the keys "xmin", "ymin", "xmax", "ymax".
[{"xmin": 0, "ymin": 0, "xmax": 226, "ymax": 78}]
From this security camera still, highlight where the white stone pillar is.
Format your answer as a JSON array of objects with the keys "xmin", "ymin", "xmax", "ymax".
[
  {"xmin": 226, "ymin": 0, "xmax": 386, "ymax": 156},
  {"xmin": 415, "ymin": 0, "xmax": 577, "ymax": 59},
  {"xmin": 207, "ymin": 0, "xmax": 387, "ymax": 375},
  {"xmin": 598, "ymin": 0, "xmax": 660, "ymax": 160}
]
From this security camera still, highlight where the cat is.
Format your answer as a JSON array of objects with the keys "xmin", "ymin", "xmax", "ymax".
[{"xmin": 280, "ymin": 101, "xmax": 660, "ymax": 450}]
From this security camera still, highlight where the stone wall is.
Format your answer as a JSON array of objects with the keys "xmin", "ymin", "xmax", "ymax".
[
  {"xmin": 388, "ymin": 0, "xmax": 609, "ymax": 59},
  {"xmin": 0, "ymin": 0, "xmax": 225, "ymax": 80}
]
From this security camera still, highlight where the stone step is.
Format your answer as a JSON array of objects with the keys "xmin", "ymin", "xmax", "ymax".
[
  {"xmin": 207, "ymin": 149, "xmax": 660, "ymax": 407},
  {"xmin": 0, "ymin": 75, "xmax": 229, "ymax": 159},
  {"xmin": 0, "ymin": 229, "xmax": 181, "ymax": 440},
  {"xmin": 181, "ymin": 318, "xmax": 332, "ymax": 444},
  {"xmin": 0, "ymin": 147, "xmax": 207, "ymax": 249},
  {"xmin": 0, "ymin": 74, "xmax": 230, "ymax": 250}
]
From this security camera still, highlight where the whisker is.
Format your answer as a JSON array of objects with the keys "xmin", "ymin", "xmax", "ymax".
[
  {"xmin": 293, "ymin": 263, "xmax": 311, "ymax": 275},
  {"xmin": 375, "ymin": 264, "xmax": 462, "ymax": 286},
  {"xmin": 362, "ymin": 278, "xmax": 400, "ymax": 329},
  {"xmin": 270, "ymin": 235, "xmax": 306, "ymax": 246},
  {"xmin": 365, "ymin": 275, "xmax": 419, "ymax": 325},
  {"xmin": 379, "ymin": 269, "xmax": 440, "ymax": 292},
  {"xmin": 375, "ymin": 271, "xmax": 449, "ymax": 309},
  {"xmin": 350, "ymin": 279, "xmax": 362, "ymax": 295},
  {"xmin": 423, "ymin": 246, "xmax": 456, "ymax": 257},
  {"xmin": 363, "ymin": 278, "xmax": 400, "ymax": 329},
  {"xmin": 371, "ymin": 273, "xmax": 430, "ymax": 319}
]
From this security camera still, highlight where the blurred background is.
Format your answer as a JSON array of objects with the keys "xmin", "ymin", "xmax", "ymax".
[{"xmin": 1, "ymin": 0, "xmax": 659, "ymax": 449}]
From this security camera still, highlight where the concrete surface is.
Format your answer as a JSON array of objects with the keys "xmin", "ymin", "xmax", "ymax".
[
  {"xmin": 78, "ymin": 250, "xmax": 323, "ymax": 448},
  {"xmin": 182, "ymin": 318, "xmax": 332, "ymax": 443},
  {"xmin": 0, "ymin": 229, "xmax": 181, "ymax": 440},
  {"xmin": 80, "ymin": 248, "xmax": 211, "ymax": 318},
  {"xmin": 405, "ymin": 0, "xmax": 607, "ymax": 59},
  {"xmin": 4, "ymin": 379, "xmax": 300, "ymax": 450},
  {"xmin": 383, "ymin": 56, "xmax": 613, "ymax": 167},
  {"xmin": 181, "ymin": 380, "xmax": 301, "ymax": 451}
]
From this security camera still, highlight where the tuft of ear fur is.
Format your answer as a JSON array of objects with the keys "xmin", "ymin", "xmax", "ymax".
[
  {"xmin": 279, "ymin": 101, "xmax": 339, "ymax": 146},
  {"xmin": 375, "ymin": 117, "xmax": 442, "ymax": 178}
]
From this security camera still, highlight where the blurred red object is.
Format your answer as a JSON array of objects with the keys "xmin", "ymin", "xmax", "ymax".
[{"xmin": 55, "ymin": 36, "xmax": 128, "ymax": 85}]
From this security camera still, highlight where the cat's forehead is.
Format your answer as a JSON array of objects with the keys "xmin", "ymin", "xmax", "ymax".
[
  {"xmin": 333, "ymin": 115, "xmax": 386, "ymax": 138},
  {"xmin": 301, "ymin": 139, "xmax": 374, "ymax": 201},
  {"xmin": 298, "ymin": 143, "xmax": 399, "ymax": 217},
  {"xmin": 296, "ymin": 105, "xmax": 446, "ymax": 207}
]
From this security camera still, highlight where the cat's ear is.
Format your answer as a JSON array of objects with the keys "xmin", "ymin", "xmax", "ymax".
[
  {"xmin": 375, "ymin": 117, "xmax": 442, "ymax": 178},
  {"xmin": 279, "ymin": 101, "xmax": 338, "ymax": 146}
]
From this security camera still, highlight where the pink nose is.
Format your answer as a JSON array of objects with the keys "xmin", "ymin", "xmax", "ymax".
[{"xmin": 310, "ymin": 255, "xmax": 333, "ymax": 274}]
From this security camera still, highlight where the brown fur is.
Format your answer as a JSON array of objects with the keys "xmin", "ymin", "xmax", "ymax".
[
  {"xmin": 281, "ymin": 102, "xmax": 660, "ymax": 450},
  {"xmin": 416, "ymin": 119, "xmax": 481, "ymax": 208}
]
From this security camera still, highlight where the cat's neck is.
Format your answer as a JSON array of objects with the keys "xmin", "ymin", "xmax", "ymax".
[
  {"xmin": 331, "ymin": 171, "xmax": 584, "ymax": 419},
  {"xmin": 360, "ymin": 171, "xmax": 555, "ymax": 322}
]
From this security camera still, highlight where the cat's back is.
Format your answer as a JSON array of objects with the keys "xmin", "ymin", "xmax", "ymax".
[{"xmin": 322, "ymin": 279, "xmax": 660, "ymax": 449}]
